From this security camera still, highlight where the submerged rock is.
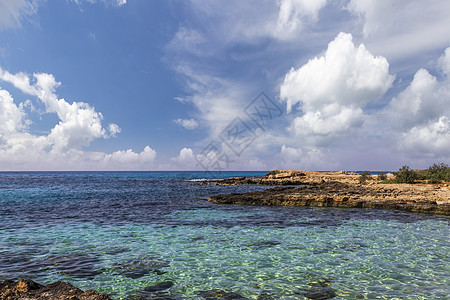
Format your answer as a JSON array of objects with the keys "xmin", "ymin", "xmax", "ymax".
[
  {"xmin": 247, "ymin": 240, "xmax": 281, "ymax": 249},
  {"xmin": 43, "ymin": 253, "xmax": 101, "ymax": 279},
  {"xmin": 144, "ymin": 281, "xmax": 174, "ymax": 293},
  {"xmin": 114, "ymin": 258, "xmax": 169, "ymax": 279},
  {"xmin": 124, "ymin": 280, "xmax": 176, "ymax": 300},
  {"xmin": 0, "ymin": 278, "xmax": 110, "ymax": 299},
  {"xmin": 302, "ymin": 287, "xmax": 336, "ymax": 299},
  {"xmin": 198, "ymin": 289, "xmax": 247, "ymax": 299},
  {"xmin": 256, "ymin": 290, "xmax": 275, "ymax": 300}
]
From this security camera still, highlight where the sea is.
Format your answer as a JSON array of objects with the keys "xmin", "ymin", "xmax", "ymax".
[{"xmin": 0, "ymin": 171, "xmax": 448, "ymax": 299}]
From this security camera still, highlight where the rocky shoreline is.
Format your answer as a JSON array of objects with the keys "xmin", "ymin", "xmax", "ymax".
[{"xmin": 209, "ymin": 170, "xmax": 450, "ymax": 215}]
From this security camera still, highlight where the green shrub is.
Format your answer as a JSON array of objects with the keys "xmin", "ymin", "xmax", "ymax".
[
  {"xmin": 426, "ymin": 163, "xmax": 450, "ymax": 183},
  {"xmin": 377, "ymin": 173, "xmax": 387, "ymax": 181},
  {"xmin": 394, "ymin": 165, "xmax": 418, "ymax": 184},
  {"xmin": 359, "ymin": 171, "xmax": 372, "ymax": 184}
]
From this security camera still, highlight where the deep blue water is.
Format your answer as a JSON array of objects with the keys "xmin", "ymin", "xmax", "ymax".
[{"xmin": 0, "ymin": 171, "xmax": 449, "ymax": 299}]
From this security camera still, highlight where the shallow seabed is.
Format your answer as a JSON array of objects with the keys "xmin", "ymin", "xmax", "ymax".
[{"xmin": 0, "ymin": 172, "xmax": 449, "ymax": 299}]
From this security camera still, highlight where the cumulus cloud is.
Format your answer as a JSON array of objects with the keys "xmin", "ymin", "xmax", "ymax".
[
  {"xmin": 401, "ymin": 117, "xmax": 450, "ymax": 156},
  {"xmin": 174, "ymin": 118, "xmax": 199, "ymax": 130},
  {"xmin": 108, "ymin": 123, "xmax": 121, "ymax": 136},
  {"xmin": 381, "ymin": 47, "xmax": 450, "ymax": 158},
  {"xmin": 347, "ymin": 0, "xmax": 450, "ymax": 59},
  {"xmin": 0, "ymin": 146, "xmax": 157, "ymax": 171},
  {"xmin": 0, "ymin": 66, "xmax": 160, "ymax": 170},
  {"xmin": 0, "ymin": 88, "xmax": 27, "ymax": 133},
  {"xmin": 172, "ymin": 147, "xmax": 195, "ymax": 163},
  {"xmin": 164, "ymin": 1, "xmax": 334, "ymax": 170},
  {"xmin": 107, "ymin": 146, "xmax": 156, "ymax": 165},
  {"xmin": 166, "ymin": 0, "xmax": 332, "ymax": 132},
  {"xmin": 385, "ymin": 69, "xmax": 441, "ymax": 130},
  {"xmin": 0, "ymin": 68, "xmax": 120, "ymax": 150},
  {"xmin": 169, "ymin": 147, "xmax": 201, "ymax": 170},
  {"xmin": 281, "ymin": 32, "xmax": 394, "ymax": 141}
]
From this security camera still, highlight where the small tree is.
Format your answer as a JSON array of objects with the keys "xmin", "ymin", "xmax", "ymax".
[
  {"xmin": 426, "ymin": 163, "xmax": 450, "ymax": 183},
  {"xmin": 394, "ymin": 165, "xmax": 418, "ymax": 184},
  {"xmin": 359, "ymin": 171, "xmax": 371, "ymax": 184},
  {"xmin": 377, "ymin": 173, "xmax": 387, "ymax": 181}
]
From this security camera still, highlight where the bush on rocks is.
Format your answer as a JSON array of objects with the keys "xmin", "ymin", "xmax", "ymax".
[
  {"xmin": 426, "ymin": 163, "xmax": 450, "ymax": 183},
  {"xmin": 359, "ymin": 171, "xmax": 372, "ymax": 184},
  {"xmin": 394, "ymin": 165, "xmax": 418, "ymax": 184}
]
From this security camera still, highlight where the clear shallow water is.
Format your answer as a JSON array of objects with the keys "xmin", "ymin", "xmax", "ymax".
[{"xmin": 0, "ymin": 172, "xmax": 449, "ymax": 299}]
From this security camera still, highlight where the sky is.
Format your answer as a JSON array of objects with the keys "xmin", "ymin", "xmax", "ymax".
[{"xmin": 0, "ymin": 0, "xmax": 449, "ymax": 171}]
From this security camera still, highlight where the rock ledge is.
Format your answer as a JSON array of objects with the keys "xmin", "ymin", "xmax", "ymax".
[
  {"xmin": 209, "ymin": 170, "xmax": 450, "ymax": 215},
  {"xmin": 0, "ymin": 278, "xmax": 110, "ymax": 300}
]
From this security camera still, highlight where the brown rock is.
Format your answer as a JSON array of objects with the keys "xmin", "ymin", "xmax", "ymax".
[
  {"xmin": 209, "ymin": 178, "xmax": 450, "ymax": 215},
  {"xmin": 0, "ymin": 278, "xmax": 110, "ymax": 300}
]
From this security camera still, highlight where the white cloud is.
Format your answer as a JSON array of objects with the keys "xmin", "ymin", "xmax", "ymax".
[
  {"xmin": 181, "ymin": 0, "xmax": 327, "ymax": 45},
  {"xmin": 401, "ymin": 116, "xmax": 450, "ymax": 156},
  {"xmin": 0, "ymin": 0, "xmax": 37, "ymax": 30},
  {"xmin": 279, "ymin": 145, "xmax": 333, "ymax": 170},
  {"xmin": 0, "ymin": 0, "xmax": 126, "ymax": 31},
  {"xmin": 281, "ymin": 32, "xmax": 394, "ymax": 141},
  {"xmin": 347, "ymin": 0, "xmax": 450, "ymax": 59},
  {"xmin": 275, "ymin": 0, "xmax": 327, "ymax": 40},
  {"xmin": 385, "ymin": 69, "xmax": 442, "ymax": 130},
  {"xmin": 292, "ymin": 106, "xmax": 364, "ymax": 136},
  {"xmin": 71, "ymin": 0, "xmax": 126, "ymax": 7},
  {"xmin": 380, "ymin": 48, "xmax": 450, "ymax": 158},
  {"xmin": 171, "ymin": 64, "xmax": 249, "ymax": 137},
  {"xmin": 170, "ymin": 147, "xmax": 199, "ymax": 170},
  {"xmin": 107, "ymin": 146, "xmax": 156, "ymax": 165},
  {"xmin": 108, "ymin": 123, "xmax": 121, "ymax": 136},
  {"xmin": 0, "ymin": 145, "xmax": 157, "ymax": 171},
  {"xmin": 168, "ymin": 27, "xmax": 211, "ymax": 57},
  {"xmin": 172, "ymin": 147, "xmax": 195, "ymax": 162},
  {"xmin": 0, "ymin": 88, "xmax": 27, "ymax": 133},
  {"xmin": 166, "ymin": 0, "xmax": 332, "ymax": 135},
  {"xmin": 164, "ymin": 1, "xmax": 335, "ymax": 169},
  {"xmin": 0, "ymin": 68, "xmax": 121, "ymax": 151},
  {"xmin": 174, "ymin": 118, "xmax": 199, "ymax": 130},
  {"xmin": 439, "ymin": 47, "xmax": 450, "ymax": 76},
  {"xmin": 0, "ymin": 66, "xmax": 162, "ymax": 170}
]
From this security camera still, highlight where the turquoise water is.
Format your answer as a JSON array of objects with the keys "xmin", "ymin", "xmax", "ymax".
[{"xmin": 0, "ymin": 172, "xmax": 449, "ymax": 299}]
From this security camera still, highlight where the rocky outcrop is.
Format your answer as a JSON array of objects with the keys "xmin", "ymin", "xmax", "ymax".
[
  {"xmin": 0, "ymin": 278, "xmax": 110, "ymax": 300},
  {"xmin": 216, "ymin": 170, "xmax": 362, "ymax": 186},
  {"xmin": 209, "ymin": 171, "xmax": 450, "ymax": 215}
]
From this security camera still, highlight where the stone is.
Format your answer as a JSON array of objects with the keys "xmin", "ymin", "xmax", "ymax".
[
  {"xmin": 114, "ymin": 258, "xmax": 169, "ymax": 279},
  {"xmin": 144, "ymin": 281, "xmax": 174, "ymax": 293},
  {"xmin": 303, "ymin": 287, "xmax": 336, "ymax": 299},
  {"xmin": 248, "ymin": 240, "xmax": 281, "ymax": 249},
  {"xmin": 0, "ymin": 278, "xmax": 110, "ymax": 299},
  {"xmin": 198, "ymin": 289, "xmax": 248, "ymax": 299}
]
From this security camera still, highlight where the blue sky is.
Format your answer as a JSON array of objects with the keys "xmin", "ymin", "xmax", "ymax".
[{"xmin": 0, "ymin": 0, "xmax": 449, "ymax": 171}]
